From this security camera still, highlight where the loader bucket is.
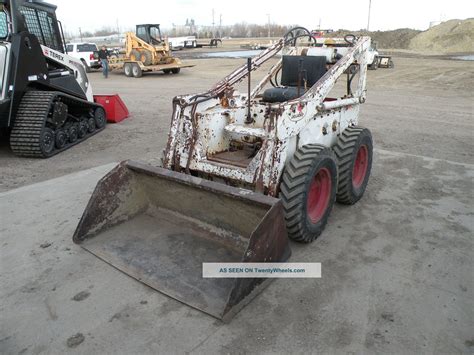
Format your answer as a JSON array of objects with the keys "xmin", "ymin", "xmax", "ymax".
[
  {"xmin": 73, "ymin": 161, "xmax": 291, "ymax": 321},
  {"xmin": 93, "ymin": 94, "xmax": 130, "ymax": 123}
]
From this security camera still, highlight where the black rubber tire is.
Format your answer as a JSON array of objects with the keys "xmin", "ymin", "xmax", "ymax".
[
  {"xmin": 68, "ymin": 124, "xmax": 79, "ymax": 143},
  {"xmin": 132, "ymin": 63, "xmax": 143, "ymax": 78},
  {"xmin": 389, "ymin": 59, "xmax": 395, "ymax": 69},
  {"xmin": 124, "ymin": 63, "xmax": 133, "ymax": 77},
  {"xmin": 171, "ymin": 68, "xmax": 181, "ymax": 74},
  {"xmin": 280, "ymin": 144, "xmax": 338, "ymax": 243},
  {"xmin": 78, "ymin": 120, "xmax": 88, "ymax": 138},
  {"xmin": 163, "ymin": 69, "xmax": 172, "ymax": 74},
  {"xmin": 333, "ymin": 126, "xmax": 373, "ymax": 205},
  {"xmin": 130, "ymin": 50, "xmax": 141, "ymax": 62},
  {"xmin": 140, "ymin": 50, "xmax": 153, "ymax": 66},
  {"xmin": 87, "ymin": 117, "xmax": 96, "ymax": 133},
  {"xmin": 94, "ymin": 107, "xmax": 107, "ymax": 128},
  {"xmin": 40, "ymin": 127, "xmax": 55, "ymax": 156},
  {"xmin": 55, "ymin": 129, "xmax": 67, "ymax": 149}
]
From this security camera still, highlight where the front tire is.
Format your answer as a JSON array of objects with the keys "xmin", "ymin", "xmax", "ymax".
[
  {"xmin": 334, "ymin": 126, "xmax": 373, "ymax": 205},
  {"xmin": 280, "ymin": 144, "xmax": 338, "ymax": 243}
]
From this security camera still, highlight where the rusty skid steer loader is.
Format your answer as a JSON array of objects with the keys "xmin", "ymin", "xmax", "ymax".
[{"xmin": 74, "ymin": 28, "xmax": 374, "ymax": 321}]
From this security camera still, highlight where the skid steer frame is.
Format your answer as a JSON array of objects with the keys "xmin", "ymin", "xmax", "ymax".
[{"xmin": 163, "ymin": 34, "xmax": 371, "ymax": 196}]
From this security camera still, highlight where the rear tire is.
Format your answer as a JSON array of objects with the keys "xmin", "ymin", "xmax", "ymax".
[
  {"xmin": 171, "ymin": 68, "xmax": 181, "ymax": 74},
  {"xmin": 333, "ymin": 126, "xmax": 373, "ymax": 205},
  {"xmin": 140, "ymin": 50, "xmax": 153, "ymax": 66},
  {"xmin": 124, "ymin": 63, "xmax": 133, "ymax": 77},
  {"xmin": 132, "ymin": 63, "xmax": 143, "ymax": 78},
  {"xmin": 163, "ymin": 69, "xmax": 172, "ymax": 74},
  {"xmin": 280, "ymin": 144, "xmax": 337, "ymax": 243}
]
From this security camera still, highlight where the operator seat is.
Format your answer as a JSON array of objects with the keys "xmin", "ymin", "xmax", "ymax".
[{"xmin": 262, "ymin": 55, "xmax": 327, "ymax": 103}]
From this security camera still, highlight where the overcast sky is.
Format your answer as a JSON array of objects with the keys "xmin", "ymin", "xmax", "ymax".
[{"xmin": 54, "ymin": 0, "xmax": 474, "ymax": 34}]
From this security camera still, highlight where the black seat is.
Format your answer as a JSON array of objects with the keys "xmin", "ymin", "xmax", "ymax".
[{"xmin": 263, "ymin": 55, "xmax": 327, "ymax": 103}]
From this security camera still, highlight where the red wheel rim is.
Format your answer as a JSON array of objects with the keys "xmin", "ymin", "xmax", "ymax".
[
  {"xmin": 306, "ymin": 167, "xmax": 332, "ymax": 223},
  {"xmin": 352, "ymin": 145, "xmax": 368, "ymax": 189}
]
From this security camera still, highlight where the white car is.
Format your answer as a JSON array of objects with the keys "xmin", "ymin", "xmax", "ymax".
[{"xmin": 65, "ymin": 43, "xmax": 101, "ymax": 72}]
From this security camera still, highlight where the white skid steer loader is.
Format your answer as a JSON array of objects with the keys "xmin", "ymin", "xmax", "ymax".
[{"xmin": 73, "ymin": 28, "xmax": 374, "ymax": 321}]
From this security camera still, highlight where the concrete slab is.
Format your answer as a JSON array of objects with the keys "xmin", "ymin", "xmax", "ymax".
[{"xmin": 0, "ymin": 151, "xmax": 472, "ymax": 354}]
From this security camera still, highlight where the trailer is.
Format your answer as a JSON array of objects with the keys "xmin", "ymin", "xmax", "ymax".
[
  {"xmin": 108, "ymin": 57, "xmax": 194, "ymax": 78},
  {"xmin": 107, "ymin": 24, "xmax": 194, "ymax": 78}
]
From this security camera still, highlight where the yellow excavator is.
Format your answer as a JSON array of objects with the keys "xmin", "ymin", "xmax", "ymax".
[{"xmin": 109, "ymin": 24, "xmax": 194, "ymax": 78}]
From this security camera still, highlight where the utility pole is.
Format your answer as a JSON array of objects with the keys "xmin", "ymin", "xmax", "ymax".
[
  {"xmin": 212, "ymin": 8, "xmax": 215, "ymax": 38},
  {"xmin": 266, "ymin": 13, "xmax": 271, "ymax": 38},
  {"xmin": 79, "ymin": 27, "xmax": 82, "ymax": 41},
  {"xmin": 367, "ymin": 0, "xmax": 372, "ymax": 31},
  {"xmin": 318, "ymin": 18, "xmax": 321, "ymax": 30}
]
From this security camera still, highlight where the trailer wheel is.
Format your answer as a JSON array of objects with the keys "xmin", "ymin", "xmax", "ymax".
[
  {"xmin": 132, "ymin": 63, "xmax": 143, "ymax": 78},
  {"xmin": 389, "ymin": 59, "xmax": 395, "ymax": 69},
  {"xmin": 280, "ymin": 144, "xmax": 337, "ymax": 243},
  {"xmin": 334, "ymin": 126, "xmax": 373, "ymax": 205},
  {"xmin": 124, "ymin": 63, "xmax": 133, "ymax": 77},
  {"xmin": 163, "ymin": 69, "xmax": 172, "ymax": 74},
  {"xmin": 171, "ymin": 68, "xmax": 181, "ymax": 74}
]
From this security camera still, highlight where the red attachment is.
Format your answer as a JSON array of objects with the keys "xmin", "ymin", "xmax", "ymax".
[
  {"xmin": 352, "ymin": 145, "xmax": 368, "ymax": 188},
  {"xmin": 306, "ymin": 167, "xmax": 332, "ymax": 223},
  {"xmin": 90, "ymin": 53, "xmax": 95, "ymax": 60},
  {"xmin": 94, "ymin": 94, "xmax": 130, "ymax": 123}
]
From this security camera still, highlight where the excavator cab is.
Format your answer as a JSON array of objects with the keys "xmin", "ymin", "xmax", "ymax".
[{"xmin": 136, "ymin": 24, "xmax": 163, "ymax": 46}]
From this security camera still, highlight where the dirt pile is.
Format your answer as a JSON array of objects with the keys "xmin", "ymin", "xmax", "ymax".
[
  {"xmin": 326, "ymin": 18, "xmax": 474, "ymax": 53},
  {"xmin": 408, "ymin": 18, "xmax": 474, "ymax": 53},
  {"xmin": 325, "ymin": 28, "xmax": 420, "ymax": 49}
]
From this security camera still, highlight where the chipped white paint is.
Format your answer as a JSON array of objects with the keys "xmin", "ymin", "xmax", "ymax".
[{"xmin": 163, "ymin": 36, "xmax": 372, "ymax": 196}]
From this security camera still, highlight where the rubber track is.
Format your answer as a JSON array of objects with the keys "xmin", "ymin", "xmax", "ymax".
[
  {"xmin": 10, "ymin": 91, "xmax": 104, "ymax": 158},
  {"xmin": 280, "ymin": 144, "xmax": 328, "ymax": 242},
  {"xmin": 333, "ymin": 126, "xmax": 365, "ymax": 204}
]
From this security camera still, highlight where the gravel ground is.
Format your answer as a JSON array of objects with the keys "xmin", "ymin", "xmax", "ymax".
[
  {"xmin": 0, "ymin": 54, "xmax": 473, "ymax": 354},
  {"xmin": 0, "ymin": 55, "xmax": 473, "ymax": 192}
]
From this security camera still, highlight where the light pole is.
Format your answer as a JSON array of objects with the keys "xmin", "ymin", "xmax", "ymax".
[
  {"xmin": 266, "ymin": 13, "xmax": 271, "ymax": 38},
  {"xmin": 367, "ymin": 0, "xmax": 372, "ymax": 31}
]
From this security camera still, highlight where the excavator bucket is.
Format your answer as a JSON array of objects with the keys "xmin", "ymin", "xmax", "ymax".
[{"xmin": 73, "ymin": 161, "xmax": 291, "ymax": 321}]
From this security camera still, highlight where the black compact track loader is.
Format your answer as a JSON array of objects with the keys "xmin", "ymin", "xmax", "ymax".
[{"xmin": 0, "ymin": 0, "xmax": 109, "ymax": 157}]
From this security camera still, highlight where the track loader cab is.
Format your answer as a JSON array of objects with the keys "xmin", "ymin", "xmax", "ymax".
[{"xmin": 136, "ymin": 24, "xmax": 163, "ymax": 46}]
